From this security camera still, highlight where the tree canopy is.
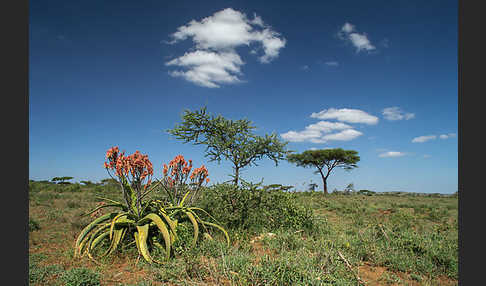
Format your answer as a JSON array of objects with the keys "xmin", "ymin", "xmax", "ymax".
[
  {"xmin": 51, "ymin": 176, "xmax": 74, "ymax": 184},
  {"xmin": 167, "ymin": 107, "xmax": 289, "ymax": 185},
  {"xmin": 287, "ymin": 148, "xmax": 360, "ymax": 194}
]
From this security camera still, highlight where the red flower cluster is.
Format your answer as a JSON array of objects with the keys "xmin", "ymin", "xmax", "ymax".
[
  {"xmin": 190, "ymin": 165, "xmax": 210, "ymax": 184},
  {"xmin": 104, "ymin": 146, "xmax": 153, "ymax": 187},
  {"xmin": 163, "ymin": 155, "xmax": 193, "ymax": 182},
  {"xmin": 104, "ymin": 146, "xmax": 120, "ymax": 169},
  {"xmin": 162, "ymin": 155, "xmax": 210, "ymax": 187}
]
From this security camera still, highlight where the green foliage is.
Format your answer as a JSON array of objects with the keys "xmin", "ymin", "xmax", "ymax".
[
  {"xmin": 52, "ymin": 176, "xmax": 74, "ymax": 184},
  {"xmin": 198, "ymin": 182, "xmax": 315, "ymax": 233},
  {"xmin": 30, "ymin": 181, "xmax": 458, "ymax": 285},
  {"xmin": 29, "ymin": 263, "xmax": 63, "ymax": 284},
  {"xmin": 167, "ymin": 107, "xmax": 289, "ymax": 185},
  {"xmin": 60, "ymin": 267, "xmax": 101, "ymax": 286},
  {"xmin": 74, "ymin": 149, "xmax": 228, "ymax": 265},
  {"xmin": 99, "ymin": 178, "xmax": 118, "ymax": 186},
  {"xmin": 358, "ymin": 189, "xmax": 375, "ymax": 196},
  {"xmin": 29, "ymin": 253, "xmax": 62, "ymax": 284},
  {"xmin": 307, "ymin": 183, "xmax": 318, "ymax": 192},
  {"xmin": 80, "ymin": 180, "xmax": 95, "ymax": 186},
  {"xmin": 287, "ymin": 148, "xmax": 360, "ymax": 194},
  {"xmin": 67, "ymin": 200, "xmax": 81, "ymax": 209},
  {"xmin": 29, "ymin": 217, "xmax": 41, "ymax": 232}
]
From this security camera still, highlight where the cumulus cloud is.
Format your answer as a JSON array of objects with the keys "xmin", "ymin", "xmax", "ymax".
[
  {"xmin": 306, "ymin": 121, "xmax": 354, "ymax": 132},
  {"xmin": 379, "ymin": 151, "xmax": 406, "ymax": 158},
  {"xmin": 439, "ymin": 133, "xmax": 457, "ymax": 139},
  {"xmin": 412, "ymin": 135, "xmax": 437, "ymax": 143},
  {"xmin": 338, "ymin": 22, "xmax": 375, "ymax": 53},
  {"xmin": 166, "ymin": 50, "xmax": 244, "ymax": 88},
  {"xmin": 280, "ymin": 121, "xmax": 356, "ymax": 143},
  {"xmin": 382, "ymin": 107, "xmax": 415, "ymax": 121},
  {"xmin": 310, "ymin": 108, "xmax": 379, "ymax": 125},
  {"xmin": 166, "ymin": 8, "xmax": 286, "ymax": 87},
  {"xmin": 321, "ymin": 129, "xmax": 363, "ymax": 142}
]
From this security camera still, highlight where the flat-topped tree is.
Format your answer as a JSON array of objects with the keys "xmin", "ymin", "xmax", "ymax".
[
  {"xmin": 287, "ymin": 148, "xmax": 360, "ymax": 195},
  {"xmin": 51, "ymin": 176, "xmax": 74, "ymax": 184},
  {"xmin": 167, "ymin": 107, "xmax": 289, "ymax": 186}
]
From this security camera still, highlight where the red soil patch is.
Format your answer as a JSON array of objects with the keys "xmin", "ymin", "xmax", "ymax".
[{"xmin": 358, "ymin": 263, "xmax": 457, "ymax": 286}]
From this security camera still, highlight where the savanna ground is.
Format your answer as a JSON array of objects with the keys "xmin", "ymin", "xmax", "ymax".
[{"xmin": 29, "ymin": 180, "xmax": 458, "ymax": 286}]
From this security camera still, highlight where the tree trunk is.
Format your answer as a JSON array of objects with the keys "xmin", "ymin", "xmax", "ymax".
[
  {"xmin": 318, "ymin": 168, "xmax": 328, "ymax": 195},
  {"xmin": 234, "ymin": 167, "xmax": 239, "ymax": 186},
  {"xmin": 323, "ymin": 178, "xmax": 328, "ymax": 195}
]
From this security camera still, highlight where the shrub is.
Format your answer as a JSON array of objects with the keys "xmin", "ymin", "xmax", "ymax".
[
  {"xmin": 358, "ymin": 189, "xmax": 375, "ymax": 196},
  {"xmin": 60, "ymin": 267, "xmax": 100, "ymax": 286},
  {"xmin": 198, "ymin": 182, "xmax": 315, "ymax": 233}
]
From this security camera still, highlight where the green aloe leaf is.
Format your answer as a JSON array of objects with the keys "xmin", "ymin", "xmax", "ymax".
[
  {"xmin": 136, "ymin": 224, "xmax": 154, "ymax": 264},
  {"xmin": 74, "ymin": 213, "xmax": 117, "ymax": 257},
  {"xmin": 141, "ymin": 213, "xmax": 171, "ymax": 260},
  {"xmin": 183, "ymin": 211, "xmax": 199, "ymax": 248},
  {"xmin": 200, "ymin": 220, "xmax": 230, "ymax": 248}
]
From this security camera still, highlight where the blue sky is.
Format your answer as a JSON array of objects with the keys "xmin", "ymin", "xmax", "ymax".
[{"xmin": 29, "ymin": 0, "xmax": 457, "ymax": 193}]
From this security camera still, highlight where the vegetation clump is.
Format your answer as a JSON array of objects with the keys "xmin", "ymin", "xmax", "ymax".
[
  {"xmin": 198, "ymin": 181, "xmax": 315, "ymax": 233},
  {"xmin": 73, "ymin": 147, "xmax": 228, "ymax": 264}
]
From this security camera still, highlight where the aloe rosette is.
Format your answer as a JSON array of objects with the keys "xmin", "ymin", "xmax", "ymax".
[{"xmin": 73, "ymin": 148, "xmax": 229, "ymax": 264}]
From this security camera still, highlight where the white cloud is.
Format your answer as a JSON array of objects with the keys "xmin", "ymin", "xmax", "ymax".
[
  {"xmin": 382, "ymin": 107, "xmax": 415, "ymax": 121},
  {"xmin": 310, "ymin": 108, "xmax": 379, "ymax": 125},
  {"xmin": 166, "ymin": 50, "xmax": 244, "ymax": 88},
  {"xmin": 306, "ymin": 121, "xmax": 353, "ymax": 132},
  {"xmin": 280, "ymin": 130, "xmax": 322, "ymax": 143},
  {"xmin": 325, "ymin": 61, "xmax": 339, "ymax": 66},
  {"xmin": 439, "ymin": 133, "xmax": 457, "ymax": 139},
  {"xmin": 423, "ymin": 154, "xmax": 431, "ymax": 158},
  {"xmin": 321, "ymin": 129, "xmax": 363, "ymax": 141},
  {"xmin": 412, "ymin": 135, "xmax": 437, "ymax": 143},
  {"xmin": 300, "ymin": 65, "xmax": 310, "ymax": 71},
  {"xmin": 280, "ymin": 121, "xmax": 361, "ymax": 143},
  {"xmin": 341, "ymin": 22, "xmax": 355, "ymax": 33},
  {"xmin": 338, "ymin": 22, "xmax": 375, "ymax": 53},
  {"xmin": 379, "ymin": 151, "xmax": 406, "ymax": 158},
  {"xmin": 167, "ymin": 8, "xmax": 286, "ymax": 87}
]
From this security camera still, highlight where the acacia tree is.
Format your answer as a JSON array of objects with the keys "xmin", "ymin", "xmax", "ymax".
[
  {"xmin": 51, "ymin": 176, "xmax": 74, "ymax": 184},
  {"xmin": 287, "ymin": 148, "xmax": 360, "ymax": 195},
  {"xmin": 167, "ymin": 107, "xmax": 289, "ymax": 186}
]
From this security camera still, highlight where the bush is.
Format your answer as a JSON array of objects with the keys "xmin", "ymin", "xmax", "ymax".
[
  {"xmin": 198, "ymin": 182, "xmax": 315, "ymax": 233},
  {"xmin": 358, "ymin": 189, "xmax": 375, "ymax": 196},
  {"xmin": 60, "ymin": 267, "xmax": 100, "ymax": 286}
]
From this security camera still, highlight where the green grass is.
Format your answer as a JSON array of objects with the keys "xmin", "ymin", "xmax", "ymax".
[{"xmin": 28, "ymin": 180, "xmax": 458, "ymax": 285}]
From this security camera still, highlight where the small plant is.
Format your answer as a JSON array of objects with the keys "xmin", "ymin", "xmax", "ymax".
[
  {"xmin": 73, "ymin": 147, "xmax": 228, "ymax": 265},
  {"xmin": 308, "ymin": 183, "xmax": 318, "ymax": 192},
  {"xmin": 60, "ymin": 267, "xmax": 100, "ymax": 286},
  {"xmin": 67, "ymin": 201, "xmax": 81, "ymax": 209},
  {"xmin": 29, "ymin": 217, "xmax": 41, "ymax": 232}
]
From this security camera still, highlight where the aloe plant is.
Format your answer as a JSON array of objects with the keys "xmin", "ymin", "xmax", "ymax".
[{"xmin": 74, "ymin": 148, "xmax": 229, "ymax": 265}]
